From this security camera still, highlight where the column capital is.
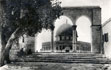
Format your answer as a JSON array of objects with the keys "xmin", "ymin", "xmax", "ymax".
[
  {"xmin": 72, "ymin": 25, "xmax": 77, "ymax": 30},
  {"xmin": 50, "ymin": 25, "xmax": 55, "ymax": 31}
]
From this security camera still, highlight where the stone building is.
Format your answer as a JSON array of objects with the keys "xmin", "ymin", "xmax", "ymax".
[
  {"xmin": 102, "ymin": 18, "xmax": 111, "ymax": 58},
  {"xmin": 9, "ymin": 42, "xmax": 20, "ymax": 60},
  {"xmin": 10, "ymin": 35, "xmax": 35, "ymax": 59},
  {"xmin": 40, "ymin": 6, "xmax": 103, "ymax": 54},
  {"xmin": 40, "ymin": 24, "xmax": 91, "ymax": 53},
  {"xmin": 21, "ymin": 35, "xmax": 35, "ymax": 53}
]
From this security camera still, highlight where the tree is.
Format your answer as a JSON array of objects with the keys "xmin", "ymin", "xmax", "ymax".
[{"xmin": 0, "ymin": 0, "xmax": 62, "ymax": 66}]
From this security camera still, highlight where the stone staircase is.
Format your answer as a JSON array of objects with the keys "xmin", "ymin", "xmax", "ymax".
[{"xmin": 11, "ymin": 53, "xmax": 111, "ymax": 64}]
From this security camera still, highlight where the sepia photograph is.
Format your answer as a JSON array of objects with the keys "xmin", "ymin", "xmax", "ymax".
[{"xmin": 0, "ymin": 0, "xmax": 111, "ymax": 70}]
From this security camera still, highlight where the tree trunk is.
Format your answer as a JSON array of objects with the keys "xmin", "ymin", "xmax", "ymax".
[
  {"xmin": 0, "ymin": 28, "xmax": 22, "ymax": 66},
  {"xmin": 0, "ymin": 0, "xmax": 7, "ymax": 66},
  {"xmin": 0, "ymin": 42, "xmax": 6, "ymax": 66}
]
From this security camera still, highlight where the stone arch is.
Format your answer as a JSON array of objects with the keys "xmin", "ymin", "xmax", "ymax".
[
  {"xmin": 76, "ymin": 15, "xmax": 92, "ymax": 52},
  {"xmin": 76, "ymin": 15, "xmax": 92, "ymax": 42},
  {"xmin": 75, "ymin": 15, "xmax": 92, "ymax": 25},
  {"xmin": 52, "ymin": 16, "xmax": 74, "ymax": 52},
  {"xmin": 59, "ymin": 6, "xmax": 103, "ymax": 53}
]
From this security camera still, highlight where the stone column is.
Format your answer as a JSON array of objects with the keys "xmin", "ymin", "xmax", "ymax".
[
  {"xmin": 51, "ymin": 26, "xmax": 55, "ymax": 52},
  {"xmin": 91, "ymin": 25, "xmax": 103, "ymax": 53},
  {"xmin": 72, "ymin": 25, "xmax": 77, "ymax": 52},
  {"xmin": 91, "ymin": 8, "xmax": 102, "ymax": 54}
]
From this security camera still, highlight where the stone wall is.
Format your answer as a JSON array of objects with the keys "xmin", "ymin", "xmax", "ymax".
[
  {"xmin": 9, "ymin": 43, "xmax": 20, "ymax": 60},
  {"xmin": 9, "ymin": 35, "xmax": 35, "ymax": 60},
  {"xmin": 19, "ymin": 35, "xmax": 35, "ymax": 53}
]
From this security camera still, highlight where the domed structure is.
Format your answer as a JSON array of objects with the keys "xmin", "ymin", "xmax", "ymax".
[
  {"xmin": 56, "ymin": 24, "xmax": 72, "ymax": 36},
  {"xmin": 40, "ymin": 24, "xmax": 91, "ymax": 53}
]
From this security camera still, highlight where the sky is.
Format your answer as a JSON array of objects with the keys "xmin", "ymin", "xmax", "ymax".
[
  {"xmin": 35, "ymin": 0, "xmax": 111, "ymax": 52},
  {"xmin": 60, "ymin": 0, "xmax": 111, "ymax": 23}
]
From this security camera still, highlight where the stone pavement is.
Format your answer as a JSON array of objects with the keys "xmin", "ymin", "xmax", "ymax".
[
  {"xmin": 0, "ymin": 62, "xmax": 108, "ymax": 70},
  {"xmin": 1, "ymin": 53, "xmax": 111, "ymax": 70}
]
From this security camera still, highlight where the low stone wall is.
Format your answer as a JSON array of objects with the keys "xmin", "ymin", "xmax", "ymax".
[{"xmin": 9, "ymin": 49, "xmax": 19, "ymax": 60}]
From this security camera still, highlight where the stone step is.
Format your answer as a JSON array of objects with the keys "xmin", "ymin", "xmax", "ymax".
[
  {"xmin": 11, "ymin": 53, "xmax": 110, "ymax": 64},
  {"xmin": 11, "ymin": 57, "xmax": 110, "ymax": 64},
  {"xmin": 26, "ymin": 53, "xmax": 103, "ymax": 58},
  {"xmin": 12, "ymin": 58, "xmax": 110, "ymax": 64}
]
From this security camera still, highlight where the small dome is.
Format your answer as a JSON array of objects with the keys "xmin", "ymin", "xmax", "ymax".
[{"xmin": 56, "ymin": 24, "xmax": 72, "ymax": 36}]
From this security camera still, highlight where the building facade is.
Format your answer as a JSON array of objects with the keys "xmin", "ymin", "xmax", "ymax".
[
  {"xmin": 41, "ymin": 24, "xmax": 91, "ymax": 53},
  {"xmin": 102, "ymin": 18, "xmax": 111, "ymax": 58},
  {"xmin": 10, "ymin": 35, "xmax": 35, "ymax": 59}
]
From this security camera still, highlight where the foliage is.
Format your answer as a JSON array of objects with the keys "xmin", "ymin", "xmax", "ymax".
[
  {"xmin": 1, "ymin": 0, "xmax": 62, "ymax": 42},
  {"xmin": 0, "ymin": 0, "xmax": 62, "ymax": 65}
]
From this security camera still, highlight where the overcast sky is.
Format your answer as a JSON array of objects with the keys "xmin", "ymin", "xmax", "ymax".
[{"xmin": 35, "ymin": 0, "xmax": 111, "ymax": 51}]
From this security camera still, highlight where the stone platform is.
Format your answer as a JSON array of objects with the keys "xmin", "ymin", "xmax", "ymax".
[
  {"xmin": 1, "ymin": 53, "xmax": 111, "ymax": 70},
  {"xmin": 11, "ymin": 53, "xmax": 111, "ymax": 64}
]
